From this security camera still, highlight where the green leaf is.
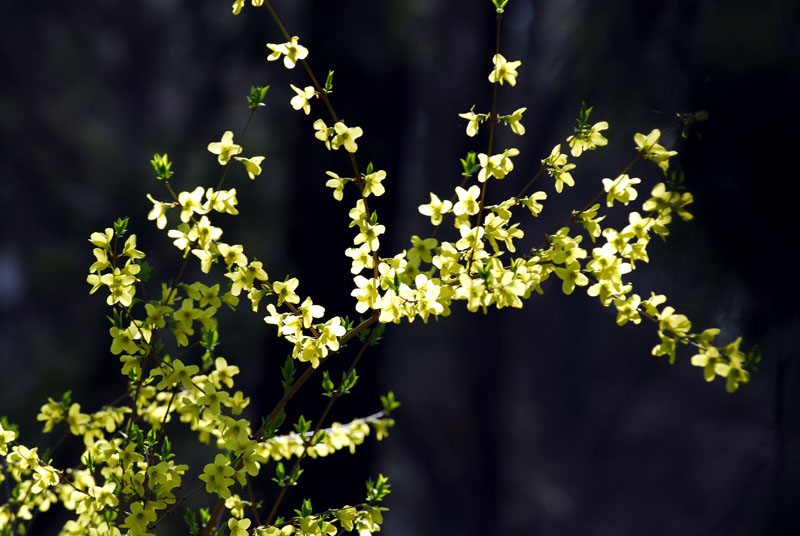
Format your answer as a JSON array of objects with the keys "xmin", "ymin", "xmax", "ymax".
[
  {"xmin": 281, "ymin": 356, "xmax": 296, "ymax": 391},
  {"xmin": 272, "ymin": 461, "xmax": 286, "ymax": 486},
  {"xmin": 460, "ymin": 151, "xmax": 479, "ymax": 178},
  {"xmin": 248, "ymin": 85, "xmax": 270, "ymax": 109},
  {"xmin": 492, "ymin": 0, "xmax": 509, "ymax": 13},
  {"xmin": 294, "ymin": 415, "xmax": 311, "ymax": 435},
  {"xmin": 150, "ymin": 153, "xmax": 173, "ymax": 181},
  {"xmin": 366, "ymin": 474, "xmax": 391, "ymax": 502},
  {"xmin": 745, "ymin": 343, "xmax": 761, "ymax": 372},
  {"xmin": 321, "ymin": 371, "xmax": 335, "ymax": 397},
  {"xmin": 340, "ymin": 370, "xmax": 359, "ymax": 394},
  {"xmin": 380, "ymin": 391, "xmax": 401, "ymax": 416},
  {"xmin": 295, "ymin": 498, "xmax": 313, "ymax": 517},
  {"xmin": 113, "ymin": 217, "xmax": 129, "ymax": 238},
  {"xmin": 137, "ymin": 261, "xmax": 153, "ymax": 283},
  {"xmin": 184, "ymin": 508, "xmax": 199, "ymax": 535}
]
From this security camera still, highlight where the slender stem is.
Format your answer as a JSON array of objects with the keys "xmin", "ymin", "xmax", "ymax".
[
  {"xmin": 199, "ymin": 3, "xmax": 391, "ymax": 532},
  {"xmin": 264, "ymin": 327, "xmax": 378, "ymax": 526},
  {"xmin": 200, "ymin": 496, "xmax": 226, "ymax": 536},
  {"xmin": 515, "ymin": 165, "xmax": 545, "ymax": 199},
  {"xmin": 152, "ymin": 481, "xmax": 206, "ymax": 528},
  {"xmin": 247, "ymin": 476, "xmax": 262, "ymax": 526},
  {"xmin": 466, "ymin": 13, "xmax": 503, "ymax": 275},
  {"xmin": 259, "ymin": 314, "xmax": 379, "ymax": 439},
  {"xmin": 199, "ymin": 313, "xmax": 379, "ymax": 534},
  {"xmin": 262, "ymin": 0, "xmax": 379, "ymax": 279}
]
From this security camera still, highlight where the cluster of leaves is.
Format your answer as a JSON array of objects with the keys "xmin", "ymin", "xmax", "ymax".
[{"xmin": 0, "ymin": 0, "xmax": 757, "ymax": 535}]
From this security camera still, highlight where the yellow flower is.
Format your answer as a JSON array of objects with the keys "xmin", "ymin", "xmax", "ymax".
[
  {"xmin": 109, "ymin": 325, "xmax": 141, "ymax": 355},
  {"xmin": 505, "ymin": 107, "xmax": 526, "ymax": 135},
  {"xmin": 354, "ymin": 222, "xmax": 386, "ymax": 252},
  {"xmin": 453, "ymin": 185, "xmax": 481, "ymax": 216},
  {"xmin": 124, "ymin": 501, "xmax": 156, "ymax": 534},
  {"xmin": 567, "ymin": 121, "xmax": 609, "ymax": 157},
  {"xmin": 456, "ymin": 273, "xmax": 486, "ymax": 312},
  {"xmin": 229, "ymin": 517, "xmax": 252, "ymax": 536},
  {"xmin": 298, "ymin": 297, "xmax": 325, "ymax": 329},
  {"xmin": 418, "ymin": 193, "xmax": 453, "ymax": 226},
  {"xmin": 0, "ymin": 423, "xmax": 17, "ymax": 456},
  {"xmin": 65, "ymin": 403, "xmax": 90, "ymax": 435},
  {"xmin": 488, "ymin": 54, "xmax": 521, "ymax": 86},
  {"xmin": 553, "ymin": 261, "xmax": 589, "ymax": 295},
  {"xmin": 601, "ymin": 174, "xmax": 641, "ymax": 207},
  {"xmin": 458, "ymin": 108, "xmax": 484, "ymax": 137},
  {"xmin": 89, "ymin": 227, "xmax": 114, "ymax": 250},
  {"xmin": 218, "ymin": 243, "xmax": 247, "ymax": 269},
  {"xmin": 272, "ymin": 277, "xmax": 300, "ymax": 306},
  {"xmin": 197, "ymin": 382, "xmax": 230, "ymax": 415},
  {"xmin": 634, "ymin": 129, "xmax": 678, "ymax": 173},
  {"xmin": 236, "ymin": 156, "xmax": 265, "ymax": 180},
  {"xmin": 325, "ymin": 171, "xmax": 348, "ymax": 201},
  {"xmin": 518, "ymin": 191, "xmax": 547, "ymax": 217},
  {"xmin": 345, "ymin": 244, "xmax": 375, "ymax": 275},
  {"xmin": 146, "ymin": 194, "xmax": 170, "ymax": 229},
  {"xmin": 37, "ymin": 398, "xmax": 64, "ymax": 433},
  {"xmin": 189, "ymin": 215, "xmax": 223, "ymax": 249},
  {"xmin": 266, "ymin": 36, "xmax": 309, "ymax": 69},
  {"xmin": 157, "ymin": 358, "xmax": 199, "ymax": 391},
  {"xmin": 31, "ymin": 464, "xmax": 60, "ymax": 494},
  {"xmin": 290, "ymin": 84, "xmax": 316, "ymax": 115},
  {"xmin": 479, "ymin": 148, "xmax": 519, "ymax": 181},
  {"xmin": 331, "ymin": 121, "xmax": 363, "ymax": 153},
  {"xmin": 178, "ymin": 186, "xmax": 209, "ymax": 223},
  {"xmin": 313, "ymin": 119, "xmax": 333, "ymax": 149},
  {"xmin": 407, "ymin": 236, "xmax": 437, "ymax": 265},
  {"xmin": 207, "ymin": 131, "xmax": 243, "ymax": 165},
  {"xmin": 211, "ymin": 356, "xmax": 240, "ymax": 389},
  {"xmin": 362, "ymin": 169, "xmax": 386, "ymax": 197},
  {"xmin": 614, "ymin": 294, "xmax": 642, "ymax": 326},
  {"xmin": 352, "ymin": 275, "xmax": 380, "ymax": 313},
  {"xmin": 658, "ymin": 306, "xmax": 691, "ymax": 337},
  {"xmin": 319, "ymin": 317, "xmax": 346, "ymax": 351},
  {"xmin": 542, "ymin": 144, "xmax": 576, "ymax": 193}
]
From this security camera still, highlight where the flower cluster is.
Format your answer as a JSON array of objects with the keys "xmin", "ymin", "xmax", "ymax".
[
  {"xmin": 259, "ymin": 415, "xmax": 394, "ymax": 461},
  {"xmin": 1, "ymin": 2, "xmax": 756, "ymax": 535},
  {"xmin": 86, "ymin": 227, "xmax": 144, "ymax": 307}
]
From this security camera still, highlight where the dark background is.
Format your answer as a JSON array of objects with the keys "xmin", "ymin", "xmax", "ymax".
[{"xmin": 1, "ymin": 0, "xmax": 799, "ymax": 534}]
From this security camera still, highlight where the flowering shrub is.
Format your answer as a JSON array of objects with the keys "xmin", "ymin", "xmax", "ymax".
[{"xmin": 0, "ymin": 1, "xmax": 760, "ymax": 534}]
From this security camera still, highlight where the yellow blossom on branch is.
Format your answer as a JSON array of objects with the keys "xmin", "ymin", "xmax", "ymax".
[
  {"xmin": 207, "ymin": 131, "xmax": 243, "ymax": 165},
  {"xmin": 488, "ymin": 53, "xmax": 521, "ymax": 86},
  {"xmin": 266, "ymin": 36, "xmax": 309, "ymax": 69}
]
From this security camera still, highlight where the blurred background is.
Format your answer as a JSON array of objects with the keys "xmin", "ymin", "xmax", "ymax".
[{"xmin": 1, "ymin": 0, "xmax": 799, "ymax": 534}]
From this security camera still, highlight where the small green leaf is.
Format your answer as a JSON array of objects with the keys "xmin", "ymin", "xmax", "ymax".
[
  {"xmin": 150, "ymin": 153, "xmax": 173, "ymax": 181},
  {"xmin": 492, "ymin": 0, "xmax": 509, "ymax": 13},
  {"xmin": 366, "ymin": 473, "xmax": 391, "ymax": 502},
  {"xmin": 281, "ymin": 357, "xmax": 296, "ymax": 391},
  {"xmin": 380, "ymin": 391, "xmax": 401, "ymax": 416},
  {"xmin": 248, "ymin": 85, "xmax": 270, "ymax": 109},
  {"xmin": 745, "ymin": 344, "xmax": 761, "ymax": 372},
  {"xmin": 321, "ymin": 371, "xmax": 335, "ymax": 397},
  {"xmin": 294, "ymin": 415, "xmax": 311, "ymax": 435},
  {"xmin": 460, "ymin": 151, "xmax": 480, "ymax": 178},
  {"xmin": 113, "ymin": 217, "xmax": 129, "ymax": 238},
  {"xmin": 184, "ymin": 508, "xmax": 198, "ymax": 535}
]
